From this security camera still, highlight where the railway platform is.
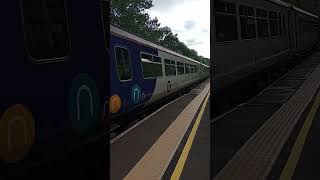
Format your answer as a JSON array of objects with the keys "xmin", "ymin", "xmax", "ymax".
[
  {"xmin": 212, "ymin": 50, "xmax": 320, "ymax": 180},
  {"xmin": 110, "ymin": 80, "xmax": 210, "ymax": 180}
]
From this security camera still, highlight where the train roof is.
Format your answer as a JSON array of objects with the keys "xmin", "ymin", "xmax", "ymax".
[
  {"xmin": 110, "ymin": 24, "xmax": 209, "ymax": 68},
  {"xmin": 269, "ymin": 0, "xmax": 319, "ymax": 18}
]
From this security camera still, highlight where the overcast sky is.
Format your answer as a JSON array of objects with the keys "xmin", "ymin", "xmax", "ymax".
[{"xmin": 147, "ymin": 0, "xmax": 210, "ymax": 59}]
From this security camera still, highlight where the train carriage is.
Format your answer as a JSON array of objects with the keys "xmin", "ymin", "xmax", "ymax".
[
  {"xmin": 0, "ymin": 0, "xmax": 108, "ymax": 179},
  {"xmin": 109, "ymin": 25, "xmax": 209, "ymax": 120},
  {"xmin": 212, "ymin": 0, "xmax": 320, "ymax": 91}
]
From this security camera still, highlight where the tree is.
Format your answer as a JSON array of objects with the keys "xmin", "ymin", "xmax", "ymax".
[{"xmin": 110, "ymin": 0, "xmax": 210, "ymax": 66}]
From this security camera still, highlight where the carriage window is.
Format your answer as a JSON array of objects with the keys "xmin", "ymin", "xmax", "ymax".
[
  {"xmin": 215, "ymin": 1, "xmax": 238, "ymax": 42},
  {"xmin": 165, "ymin": 59, "xmax": 176, "ymax": 76},
  {"xmin": 192, "ymin": 65, "xmax": 197, "ymax": 73},
  {"xmin": 141, "ymin": 54, "xmax": 163, "ymax": 78},
  {"xmin": 283, "ymin": 14, "xmax": 286, "ymax": 36},
  {"xmin": 279, "ymin": 13, "xmax": 282, "ymax": 36},
  {"xmin": 177, "ymin": 62, "xmax": 185, "ymax": 75},
  {"xmin": 192, "ymin": 65, "xmax": 196, "ymax": 73},
  {"xmin": 22, "ymin": 0, "xmax": 70, "ymax": 61},
  {"xmin": 115, "ymin": 47, "xmax": 132, "ymax": 80},
  {"xmin": 239, "ymin": 5, "xmax": 256, "ymax": 39},
  {"xmin": 153, "ymin": 56, "xmax": 162, "ymax": 63},
  {"xmin": 269, "ymin": 11, "xmax": 279, "ymax": 37},
  {"xmin": 257, "ymin": 9, "xmax": 269, "ymax": 38},
  {"xmin": 185, "ymin": 63, "xmax": 190, "ymax": 74}
]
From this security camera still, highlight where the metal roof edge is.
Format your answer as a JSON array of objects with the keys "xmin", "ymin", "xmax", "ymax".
[{"xmin": 110, "ymin": 24, "xmax": 210, "ymax": 67}]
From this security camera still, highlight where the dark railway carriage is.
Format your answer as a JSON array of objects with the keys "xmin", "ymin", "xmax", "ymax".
[
  {"xmin": 0, "ymin": 0, "xmax": 108, "ymax": 179},
  {"xmin": 212, "ymin": 0, "xmax": 320, "ymax": 91}
]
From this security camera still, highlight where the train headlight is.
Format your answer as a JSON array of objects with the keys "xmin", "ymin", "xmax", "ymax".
[{"xmin": 109, "ymin": 94, "xmax": 121, "ymax": 114}]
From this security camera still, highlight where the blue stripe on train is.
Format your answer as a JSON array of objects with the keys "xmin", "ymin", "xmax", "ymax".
[{"xmin": 110, "ymin": 34, "xmax": 158, "ymax": 117}]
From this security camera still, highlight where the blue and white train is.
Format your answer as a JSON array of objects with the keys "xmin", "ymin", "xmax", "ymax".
[{"xmin": 109, "ymin": 25, "xmax": 209, "ymax": 120}]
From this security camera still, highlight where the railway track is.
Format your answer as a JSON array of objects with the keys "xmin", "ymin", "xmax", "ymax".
[{"xmin": 109, "ymin": 79, "xmax": 208, "ymax": 141}]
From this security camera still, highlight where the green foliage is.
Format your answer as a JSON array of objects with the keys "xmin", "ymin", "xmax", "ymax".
[{"xmin": 110, "ymin": 0, "xmax": 210, "ymax": 66}]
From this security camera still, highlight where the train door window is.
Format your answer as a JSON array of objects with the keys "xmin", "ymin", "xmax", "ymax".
[
  {"xmin": 22, "ymin": 0, "xmax": 70, "ymax": 62},
  {"xmin": 185, "ymin": 63, "xmax": 190, "ymax": 74},
  {"xmin": 165, "ymin": 59, "xmax": 176, "ymax": 76},
  {"xmin": 257, "ymin": 9, "xmax": 269, "ymax": 38},
  {"xmin": 141, "ymin": 53, "xmax": 163, "ymax": 78},
  {"xmin": 239, "ymin": 5, "xmax": 256, "ymax": 39},
  {"xmin": 177, "ymin": 62, "xmax": 185, "ymax": 75},
  {"xmin": 115, "ymin": 46, "xmax": 132, "ymax": 81},
  {"xmin": 215, "ymin": 0, "xmax": 238, "ymax": 42},
  {"xmin": 269, "ymin": 11, "xmax": 279, "ymax": 37}
]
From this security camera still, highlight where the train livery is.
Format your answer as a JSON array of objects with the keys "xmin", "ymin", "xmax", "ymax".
[
  {"xmin": 109, "ymin": 25, "xmax": 209, "ymax": 120},
  {"xmin": 0, "ymin": 0, "xmax": 108, "ymax": 179},
  {"xmin": 212, "ymin": 0, "xmax": 320, "ymax": 90}
]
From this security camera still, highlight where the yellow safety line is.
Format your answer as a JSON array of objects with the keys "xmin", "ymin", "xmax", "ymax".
[
  {"xmin": 170, "ymin": 92, "xmax": 210, "ymax": 180},
  {"xmin": 279, "ymin": 90, "xmax": 320, "ymax": 180}
]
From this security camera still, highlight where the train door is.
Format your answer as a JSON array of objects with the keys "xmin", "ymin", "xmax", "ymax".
[{"xmin": 288, "ymin": 9, "xmax": 297, "ymax": 53}]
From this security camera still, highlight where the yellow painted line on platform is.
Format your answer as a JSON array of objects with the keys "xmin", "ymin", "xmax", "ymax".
[
  {"xmin": 170, "ymin": 92, "xmax": 210, "ymax": 180},
  {"xmin": 279, "ymin": 90, "xmax": 320, "ymax": 180},
  {"xmin": 123, "ymin": 83, "xmax": 210, "ymax": 180}
]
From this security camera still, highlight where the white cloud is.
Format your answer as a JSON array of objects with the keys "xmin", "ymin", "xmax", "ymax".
[
  {"xmin": 184, "ymin": 20, "xmax": 196, "ymax": 30},
  {"xmin": 148, "ymin": 0, "xmax": 210, "ymax": 58}
]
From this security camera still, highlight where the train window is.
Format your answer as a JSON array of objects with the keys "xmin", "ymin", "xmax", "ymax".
[
  {"xmin": 215, "ymin": 1, "xmax": 238, "ymax": 42},
  {"xmin": 141, "ymin": 53, "xmax": 163, "ymax": 78},
  {"xmin": 185, "ymin": 63, "xmax": 190, "ymax": 74},
  {"xmin": 269, "ymin": 11, "xmax": 279, "ymax": 37},
  {"xmin": 153, "ymin": 56, "xmax": 162, "ymax": 63},
  {"xmin": 239, "ymin": 5, "xmax": 256, "ymax": 39},
  {"xmin": 177, "ymin": 62, "xmax": 185, "ymax": 75},
  {"xmin": 165, "ymin": 59, "xmax": 176, "ymax": 76},
  {"xmin": 115, "ymin": 47, "xmax": 132, "ymax": 81},
  {"xmin": 22, "ymin": 0, "xmax": 70, "ymax": 62},
  {"xmin": 257, "ymin": 9, "xmax": 268, "ymax": 18},
  {"xmin": 283, "ymin": 14, "xmax": 286, "ymax": 36},
  {"xmin": 192, "ymin": 65, "xmax": 196, "ymax": 73},
  {"xmin": 279, "ymin": 13, "xmax": 282, "ymax": 36},
  {"xmin": 215, "ymin": 0, "xmax": 236, "ymax": 14},
  {"xmin": 257, "ymin": 9, "xmax": 269, "ymax": 38}
]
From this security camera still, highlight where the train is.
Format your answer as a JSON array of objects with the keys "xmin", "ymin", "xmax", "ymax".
[
  {"xmin": 109, "ymin": 25, "xmax": 210, "ymax": 120},
  {"xmin": 0, "ymin": 0, "xmax": 108, "ymax": 179},
  {"xmin": 212, "ymin": 0, "xmax": 320, "ymax": 91}
]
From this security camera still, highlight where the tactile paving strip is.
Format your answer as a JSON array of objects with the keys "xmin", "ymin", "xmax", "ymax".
[{"xmin": 214, "ymin": 54, "xmax": 320, "ymax": 180}]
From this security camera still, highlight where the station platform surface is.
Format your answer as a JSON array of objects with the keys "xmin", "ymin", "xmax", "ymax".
[
  {"xmin": 110, "ymin": 80, "xmax": 210, "ymax": 180},
  {"xmin": 212, "ymin": 51, "xmax": 320, "ymax": 180}
]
